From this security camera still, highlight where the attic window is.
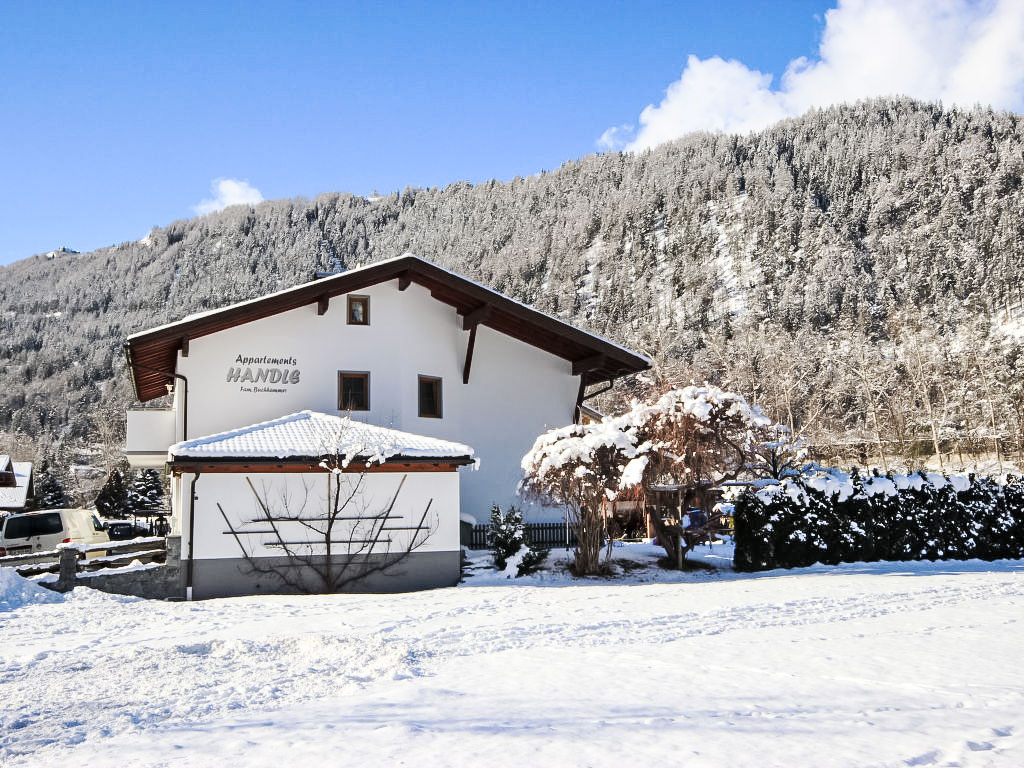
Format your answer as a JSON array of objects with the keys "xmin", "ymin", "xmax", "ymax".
[
  {"xmin": 418, "ymin": 375, "xmax": 442, "ymax": 418},
  {"xmin": 338, "ymin": 372, "xmax": 370, "ymax": 411},
  {"xmin": 347, "ymin": 296, "xmax": 369, "ymax": 325}
]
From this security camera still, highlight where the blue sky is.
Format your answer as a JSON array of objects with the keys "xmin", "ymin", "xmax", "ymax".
[
  {"xmin": 0, "ymin": 0, "xmax": 829, "ymax": 264},
  {"xmin": 1, "ymin": 0, "xmax": 1021, "ymax": 265}
]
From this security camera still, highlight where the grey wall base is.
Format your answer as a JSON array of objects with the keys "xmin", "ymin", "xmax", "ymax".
[{"xmin": 191, "ymin": 550, "xmax": 461, "ymax": 599}]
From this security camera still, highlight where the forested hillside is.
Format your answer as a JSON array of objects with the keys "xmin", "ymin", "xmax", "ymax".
[{"xmin": 2, "ymin": 97, "xmax": 1023, "ymax": 473}]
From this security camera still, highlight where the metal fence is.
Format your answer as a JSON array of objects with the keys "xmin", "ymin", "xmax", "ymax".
[{"xmin": 467, "ymin": 522, "xmax": 577, "ymax": 550}]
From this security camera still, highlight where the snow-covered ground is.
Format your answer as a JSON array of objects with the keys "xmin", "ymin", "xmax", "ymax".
[{"xmin": 2, "ymin": 545, "xmax": 1023, "ymax": 767}]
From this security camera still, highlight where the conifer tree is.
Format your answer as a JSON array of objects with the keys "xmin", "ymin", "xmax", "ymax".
[
  {"xmin": 127, "ymin": 468, "xmax": 165, "ymax": 516},
  {"xmin": 95, "ymin": 461, "xmax": 132, "ymax": 518},
  {"xmin": 486, "ymin": 505, "xmax": 547, "ymax": 576},
  {"xmin": 30, "ymin": 462, "xmax": 71, "ymax": 510}
]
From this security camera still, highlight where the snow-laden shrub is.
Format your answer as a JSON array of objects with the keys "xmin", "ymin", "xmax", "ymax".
[
  {"xmin": 734, "ymin": 469, "xmax": 1024, "ymax": 571},
  {"xmin": 522, "ymin": 385, "xmax": 775, "ymax": 574},
  {"xmin": 486, "ymin": 505, "xmax": 547, "ymax": 577}
]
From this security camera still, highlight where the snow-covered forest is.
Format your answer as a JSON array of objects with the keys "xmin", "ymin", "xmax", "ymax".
[{"xmin": 1, "ymin": 98, "xmax": 1022, "ymax": 473}]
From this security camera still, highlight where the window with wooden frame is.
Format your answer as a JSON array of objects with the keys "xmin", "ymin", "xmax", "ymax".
[
  {"xmin": 338, "ymin": 372, "xmax": 370, "ymax": 411},
  {"xmin": 347, "ymin": 295, "xmax": 370, "ymax": 325},
  {"xmin": 418, "ymin": 375, "xmax": 442, "ymax": 418}
]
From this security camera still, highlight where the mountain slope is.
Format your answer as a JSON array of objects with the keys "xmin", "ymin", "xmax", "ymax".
[{"xmin": 2, "ymin": 97, "xmax": 1022, "ymax": 468}]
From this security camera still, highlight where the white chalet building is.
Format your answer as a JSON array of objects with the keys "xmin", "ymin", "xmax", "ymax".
[{"xmin": 125, "ymin": 254, "xmax": 649, "ymax": 597}]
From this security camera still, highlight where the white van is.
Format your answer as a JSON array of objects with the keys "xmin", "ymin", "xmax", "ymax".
[{"xmin": 0, "ymin": 508, "xmax": 110, "ymax": 557}]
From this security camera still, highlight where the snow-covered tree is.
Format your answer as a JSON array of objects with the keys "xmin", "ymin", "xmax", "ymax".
[
  {"xmin": 30, "ymin": 462, "xmax": 71, "ymax": 510},
  {"xmin": 521, "ymin": 415, "xmax": 639, "ymax": 575},
  {"xmin": 127, "ymin": 468, "xmax": 165, "ymax": 516},
  {"xmin": 523, "ymin": 385, "xmax": 775, "ymax": 573},
  {"xmin": 486, "ymin": 505, "xmax": 546, "ymax": 577}
]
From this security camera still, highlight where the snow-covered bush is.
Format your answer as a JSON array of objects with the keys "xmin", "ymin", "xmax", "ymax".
[
  {"xmin": 486, "ymin": 505, "xmax": 547, "ymax": 577},
  {"xmin": 128, "ymin": 468, "xmax": 165, "ymax": 515},
  {"xmin": 522, "ymin": 384, "xmax": 776, "ymax": 573},
  {"xmin": 734, "ymin": 469, "xmax": 1024, "ymax": 571}
]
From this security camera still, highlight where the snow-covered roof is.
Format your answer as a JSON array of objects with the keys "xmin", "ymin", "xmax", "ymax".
[
  {"xmin": 0, "ymin": 462, "xmax": 33, "ymax": 510},
  {"xmin": 169, "ymin": 411, "xmax": 474, "ymax": 466}
]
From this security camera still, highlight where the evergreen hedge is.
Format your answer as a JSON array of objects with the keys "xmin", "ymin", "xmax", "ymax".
[{"xmin": 733, "ymin": 470, "xmax": 1024, "ymax": 571}]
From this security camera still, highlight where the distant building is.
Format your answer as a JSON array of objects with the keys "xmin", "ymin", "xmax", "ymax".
[
  {"xmin": 43, "ymin": 246, "xmax": 79, "ymax": 259},
  {"xmin": 0, "ymin": 456, "xmax": 33, "ymax": 513}
]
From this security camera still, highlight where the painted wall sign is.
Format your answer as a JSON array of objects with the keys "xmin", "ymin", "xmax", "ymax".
[{"xmin": 226, "ymin": 355, "xmax": 301, "ymax": 393}]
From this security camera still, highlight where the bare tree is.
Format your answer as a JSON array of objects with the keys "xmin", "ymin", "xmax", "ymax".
[{"xmin": 218, "ymin": 467, "xmax": 435, "ymax": 594}]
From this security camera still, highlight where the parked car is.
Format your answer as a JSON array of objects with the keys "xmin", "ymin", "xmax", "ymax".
[
  {"xmin": 0, "ymin": 508, "xmax": 110, "ymax": 557},
  {"xmin": 104, "ymin": 520, "xmax": 151, "ymax": 541}
]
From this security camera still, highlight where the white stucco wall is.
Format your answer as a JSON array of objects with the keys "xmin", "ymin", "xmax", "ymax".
[
  {"xmin": 173, "ymin": 279, "xmax": 580, "ymax": 522},
  {"xmin": 181, "ymin": 470, "xmax": 460, "ymax": 561}
]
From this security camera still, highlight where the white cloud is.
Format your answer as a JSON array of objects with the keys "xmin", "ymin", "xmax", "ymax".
[
  {"xmin": 193, "ymin": 178, "xmax": 264, "ymax": 215},
  {"xmin": 597, "ymin": 124, "xmax": 635, "ymax": 151},
  {"xmin": 605, "ymin": 0, "xmax": 1024, "ymax": 152}
]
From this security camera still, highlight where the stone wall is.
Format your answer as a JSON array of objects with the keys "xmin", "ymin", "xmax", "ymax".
[{"xmin": 49, "ymin": 537, "xmax": 186, "ymax": 600}]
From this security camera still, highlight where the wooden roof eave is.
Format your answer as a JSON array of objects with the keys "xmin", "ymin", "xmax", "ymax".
[{"xmin": 168, "ymin": 454, "xmax": 476, "ymax": 474}]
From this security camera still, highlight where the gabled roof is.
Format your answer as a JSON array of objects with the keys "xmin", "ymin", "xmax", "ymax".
[
  {"xmin": 126, "ymin": 254, "xmax": 650, "ymax": 402},
  {"xmin": 0, "ymin": 462, "xmax": 33, "ymax": 510},
  {"xmin": 169, "ymin": 410, "xmax": 474, "ymax": 466}
]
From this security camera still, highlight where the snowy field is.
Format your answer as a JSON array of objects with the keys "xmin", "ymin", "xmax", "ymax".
[{"xmin": 2, "ymin": 544, "xmax": 1023, "ymax": 767}]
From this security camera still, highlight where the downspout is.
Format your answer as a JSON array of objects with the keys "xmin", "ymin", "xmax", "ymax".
[
  {"xmin": 123, "ymin": 343, "xmax": 190, "ymax": 440},
  {"xmin": 186, "ymin": 470, "xmax": 201, "ymax": 601}
]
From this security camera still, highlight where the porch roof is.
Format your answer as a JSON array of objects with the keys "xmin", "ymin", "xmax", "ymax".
[{"xmin": 168, "ymin": 410, "xmax": 475, "ymax": 467}]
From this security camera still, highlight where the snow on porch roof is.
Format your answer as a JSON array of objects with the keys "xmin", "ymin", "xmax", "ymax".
[{"xmin": 168, "ymin": 410, "xmax": 475, "ymax": 466}]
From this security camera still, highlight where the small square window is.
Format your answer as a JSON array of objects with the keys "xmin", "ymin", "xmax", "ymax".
[
  {"xmin": 418, "ymin": 375, "xmax": 442, "ymax": 418},
  {"xmin": 338, "ymin": 372, "xmax": 370, "ymax": 411},
  {"xmin": 347, "ymin": 296, "xmax": 369, "ymax": 325}
]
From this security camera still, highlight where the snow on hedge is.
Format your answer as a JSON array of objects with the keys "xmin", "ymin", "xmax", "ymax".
[
  {"xmin": 756, "ymin": 466, "xmax": 979, "ymax": 506},
  {"xmin": 736, "ymin": 467, "xmax": 1024, "ymax": 571}
]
